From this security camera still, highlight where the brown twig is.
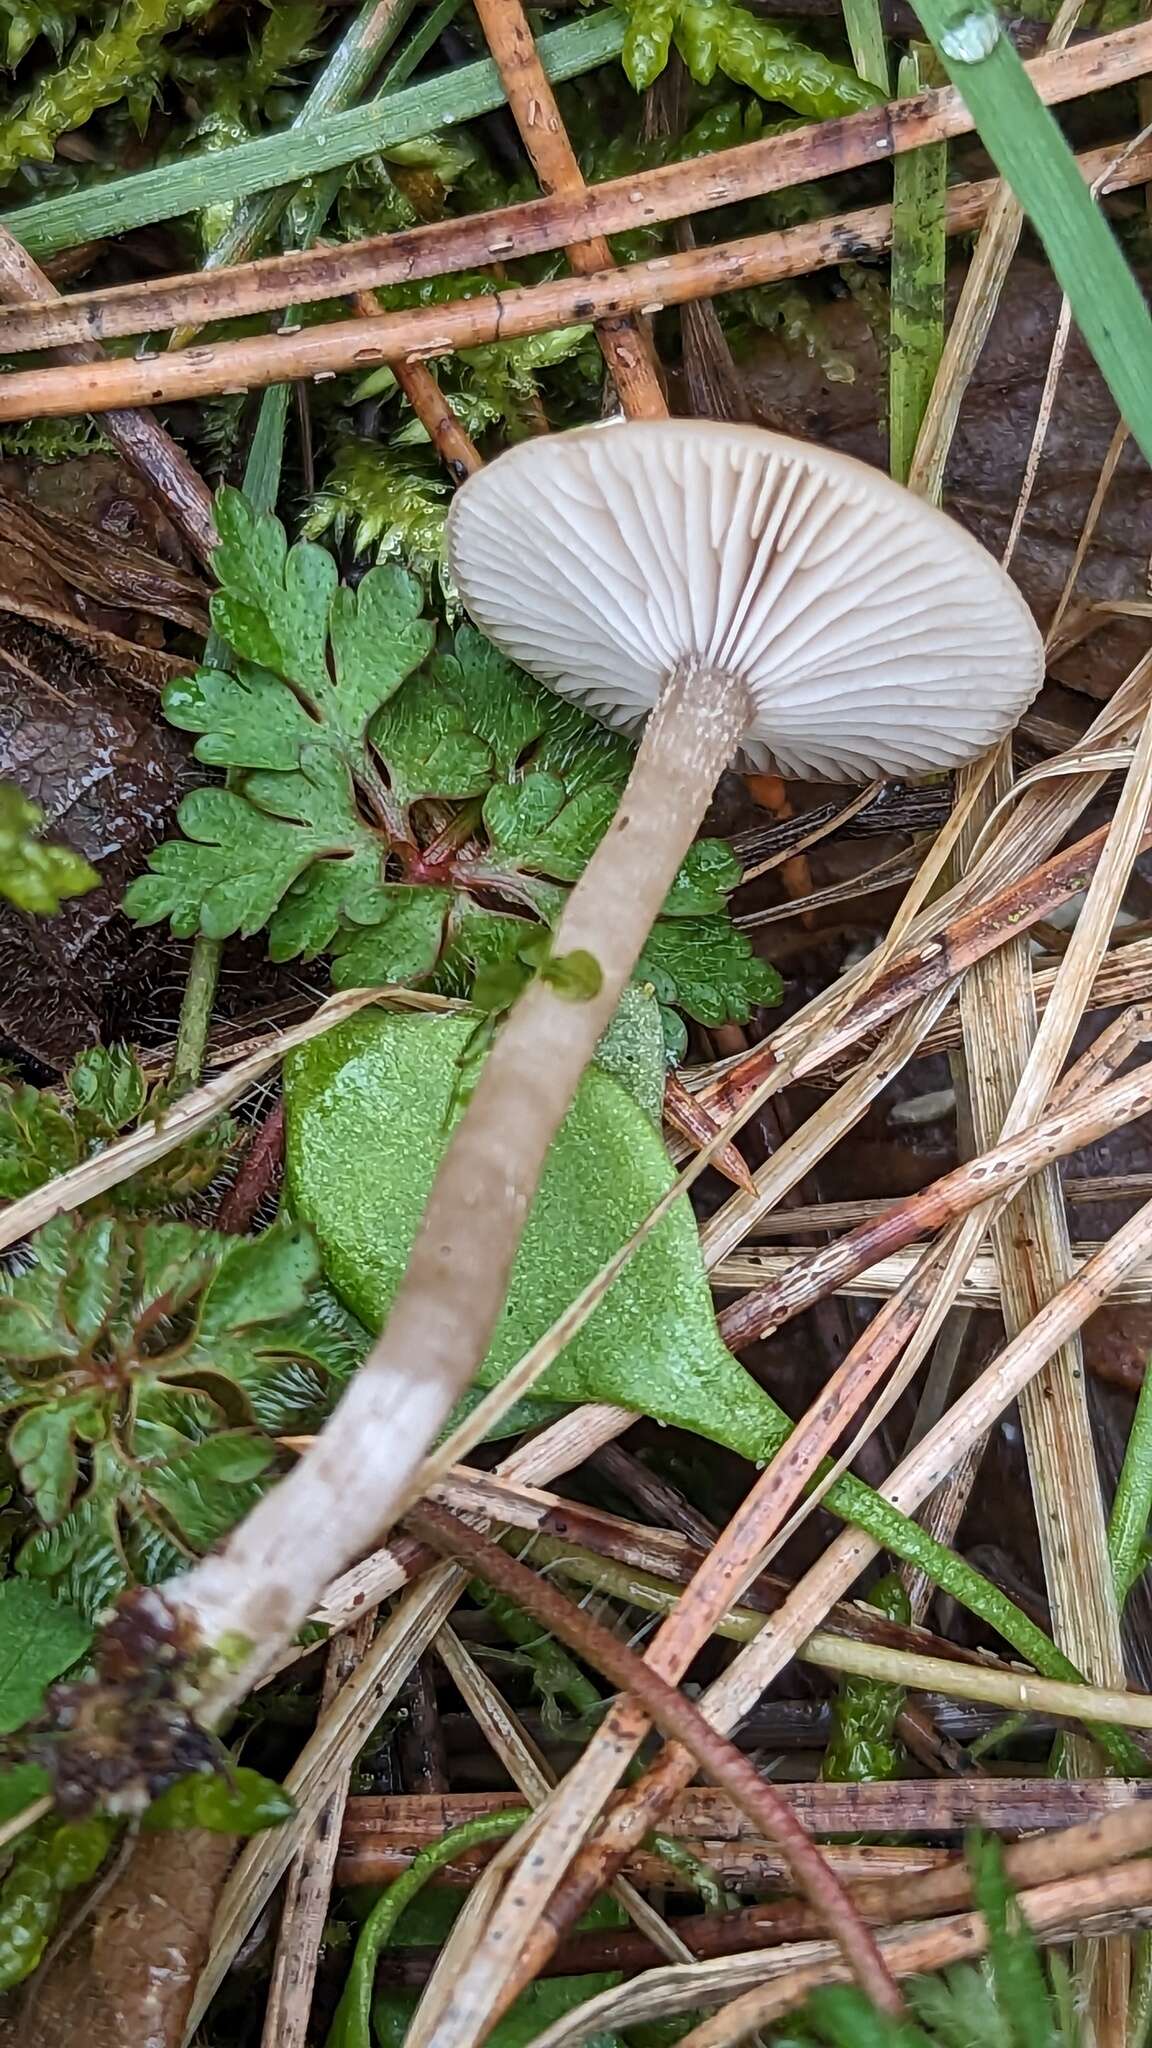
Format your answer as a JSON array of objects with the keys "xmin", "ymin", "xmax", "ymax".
[
  {"xmin": 5, "ymin": 135, "xmax": 1151, "ymax": 421},
  {"xmin": 215, "ymin": 1101, "xmax": 285, "ymax": 1235},
  {"xmin": 350, "ymin": 288, "xmax": 483, "ymax": 480},
  {"xmin": 0, "ymin": 225, "xmax": 215, "ymax": 562},
  {"xmin": 662, "ymin": 1073, "xmax": 756, "ymax": 1196},
  {"xmin": 365, "ymin": 1800, "xmax": 1152, "ymax": 1979},
  {"xmin": 716, "ymin": 1058, "xmax": 1152, "ymax": 1350},
  {"xmin": 13, "ymin": 26, "xmax": 1152, "ymax": 355},
  {"xmin": 470, "ymin": 0, "xmax": 665, "ymax": 417},
  {"xmin": 405, "ymin": 1500, "xmax": 904, "ymax": 2019}
]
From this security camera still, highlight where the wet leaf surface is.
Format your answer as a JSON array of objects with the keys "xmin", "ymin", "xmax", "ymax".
[{"xmin": 0, "ymin": 615, "xmax": 191, "ymax": 1067}]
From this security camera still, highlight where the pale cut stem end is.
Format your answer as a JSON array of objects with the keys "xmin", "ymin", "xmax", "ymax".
[{"xmin": 165, "ymin": 658, "xmax": 753, "ymax": 1714}]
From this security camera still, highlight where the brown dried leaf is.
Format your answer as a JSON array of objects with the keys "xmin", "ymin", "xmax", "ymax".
[{"xmin": 0, "ymin": 617, "xmax": 190, "ymax": 1066}]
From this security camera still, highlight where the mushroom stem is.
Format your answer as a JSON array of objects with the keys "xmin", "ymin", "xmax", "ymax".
[{"xmin": 158, "ymin": 659, "xmax": 751, "ymax": 1712}]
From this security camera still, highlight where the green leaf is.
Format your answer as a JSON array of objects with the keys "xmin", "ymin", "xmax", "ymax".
[
  {"xmin": 9, "ymin": 1398, "xmax": 103, "ymax": 1523},
  {"xmin": 593, "ymin": 984, "xmax": 667, "ymax": 1126},
  {"xmin": 889, "ymin": 47, "xmax": 947, "ymax": 484},
  {"xmin": 622, "ymin": 0, "xmax": 677, "ymax": 89},
  {"xmin": 1, "ymin": 1215, "xmax": 351, "ymax": 1612},
  {"xmin": 430, "ymin": 630, "xmax": 552, "ymax": 775},
  {"xmin": 211, "ymin": 487, "xmax": 337, "ymax": 694},
  {"xmin": 67, "ymin": 1045, "xmax": 147, "ymax": 1134},
  {"xmin": 326, "ymin": 566, "xmax": 436, "ymax": 744},
  {"xmin": 162, "ymin": 660, "xmax": 318, "ymax": 773},
  {"xmin": 660, "ymin": 838, "xmax": 743, "ymax": 916},
  {"xmin": 197, "ymin": 1219, "xmax": 320, "ymax": 1337},
  {"xmin": 673, "ymin": 0, "xmax": 884, "ymax": 114},
  {"xmin": 330, "ymin": 886, "xmax": 452, "ymax": 989},
  {"xmin": 639, "ymin": 917, "xmax": 782, "ymax": 1027},
  {"xmin": 483, "ymin": 775, "xmax": 618, "ymax": 882},
  {"xmin": 126, "ymin": 766, "xmax": 380, "ymax": 942},
  {"xmin": 0, "ymin": 1765, "xmax": 51, "ymax": 1825},
  {"xmin": 0, "ymin": 783, "xmax": 97, "ymax": 916},
  {"xmin": 144, "ymin": 1431, "xmax": 277, "ymax": 1550},
  {"xmin": 144, "ymin": 1765, "xmax": 295, "ymax": 1834},
  {"xmin": 0, "ymin": 1579, "xmax": 90, "ymax": 1732},
  {"xmin": 284, "ymin": 1012, "xmax": 782, "ymax": 1454},
  {"xmin": 371, "ymin": 683, "xmax": 496, "ymax": 808},
  {"xmin": 0, "ymin": 1083, "xmax": 79, "ymax": 1201}
]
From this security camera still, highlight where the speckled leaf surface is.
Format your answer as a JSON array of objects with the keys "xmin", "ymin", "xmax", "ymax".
[{"xmin": 283, "ymin": 1010, "xmax": 782, "ymax": 1457}]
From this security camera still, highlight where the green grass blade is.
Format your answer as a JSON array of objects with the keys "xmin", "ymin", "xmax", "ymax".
[
  {"xmin": 889, "ymin": 46, "xmax": 947, "ymax": 481},
  {"xmin": 2, "ymin": 11, "xmax": 625, "ymax": 257},
  {"xmin": 1108, "ymin": 1351, "xmax": 1152, "ymax": 1608},
  {"xmin": 194, "ymin": 0, "xmax": 422, "ymax": 283},
  {"xmin": 910, "ymin": 0, "xmax": 1152, "ymax": 467},
  {"xmin": 842, "ymin": 0, "xmax": 889, "ymax": 93}
]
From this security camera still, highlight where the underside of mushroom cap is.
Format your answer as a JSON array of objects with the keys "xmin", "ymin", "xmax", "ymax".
[{"xmin": 446, "ymin": 419, "xmax": 1044, "ymax": 783}]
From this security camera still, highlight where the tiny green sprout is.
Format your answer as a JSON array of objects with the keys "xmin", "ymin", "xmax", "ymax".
[{"xmin": 541, "ymin": 948, "xmax": 604, "ymax": 1002}]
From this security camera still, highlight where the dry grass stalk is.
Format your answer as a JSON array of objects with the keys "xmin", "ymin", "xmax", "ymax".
[
  {"xmin": 10, "ymin": 25, "xmax": 1152, "ymax": 354},
  {"xmin": 470, "ymin": 0, "xmax": 665, "ymax": 416},
  {"xmin": 259, "ymin": 1613, "xmax": 376, "ymax": 2048},
  {"xmin": 716, "ymin": 1237, "xmax": 1152, "ymax": 1306},
  {"xmin": 341, "ymin": 1788, "xmax": 1152, "ymax": 1877},
  {"xmin": 0, "ymin": 987, "xmax": 384, "ymax": 1250},
  {"xmin": 408, "ymin": 1501, "xmax": 905, "ymax": 2018},
  {"xmin": 190, "ymin": 1402, "xmax": 635, "ymax": 2026},
  {"xmin": 0, "ymin": 222, "xmax": 216, "ymax": 562},
  {"xmin": 717, "ymin": 1056, "xmax": 1152, "ymax": 1346},
  {"xmin": 5, "ymin": 138, "xmax": 1152, "ymax": 421},
  {"xmin": 454, "ymin": 1197, "xmax": 1152, "ymax": 2021},
  {"xmin": 582, "ymin": 1859, "xmax": 1152, "ymax": 2048}
]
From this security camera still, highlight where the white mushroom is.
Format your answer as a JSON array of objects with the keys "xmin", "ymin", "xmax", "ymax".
[
  {"xmin": 147, "ymin": 421, "xmax": 1043, "ymax": 1714},
  {"xmin": 447, "ymin": 418, "xmax": 1042, "ymax": 784}
]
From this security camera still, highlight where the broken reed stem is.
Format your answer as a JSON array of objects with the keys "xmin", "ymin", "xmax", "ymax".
[
  {"xmin": 355, "ymin": 1803, "xmax": 1152, "ymax": 1973},
  {"xmin": 716, "ymin": 1057, "xmax": 1152, "ymax": 1348},
  {"xmin": 675, "ymin": 1860, "xmax": 1152, "ymax": 2048},
  {"xmin": 663, "ymin": 1073, "xmax": 756, "ymax": 1195},
  {"xmin": 3, "ymin": 136, "xmax": 1150, "ymax": 420},
  {"xmin": 11, "ymin": 23, "xmax": 1152, "ymax": 353},
  {"xmin": 259, "ymin": 1613, "xmax": 376, "ymax": 2048},
  {"xmin": 405, "ymin": 1501, "xmax": 904, "ymax": 2020},
  {"xmin": 464, "ymin": 1201, "xmax": 1152, "ymax": 2018},
  {"xmin": 0, "ymin": 222, "xmax": 216, "ymax": 563},
  {"xmin": 469, "ymin": 0, "xmax": 665, "ymax": 417}
]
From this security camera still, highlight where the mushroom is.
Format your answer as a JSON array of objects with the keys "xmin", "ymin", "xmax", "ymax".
[{"xmin": 122, "ymin": 421, "xmax": 1043, "ymax": 1717}]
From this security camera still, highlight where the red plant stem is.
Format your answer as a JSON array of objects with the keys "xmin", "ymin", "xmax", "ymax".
[
  {"xmin": 215, "ymin": 1102, "xmax": 286, "ymax": 1235},
  {"xmin": 405, "ymin": 1500, "xmax": 905, "ymax": 2019}
]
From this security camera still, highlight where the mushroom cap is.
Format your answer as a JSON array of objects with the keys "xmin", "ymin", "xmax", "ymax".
[{"xmin": 445, "ymin": 419, "xmax": 1044, "ymax": 782}]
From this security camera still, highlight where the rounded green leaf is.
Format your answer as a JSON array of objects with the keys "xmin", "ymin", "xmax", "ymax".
[{"xmin": 283, "ymin": 1012, "xmax": 782, "ymax": 1459}]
